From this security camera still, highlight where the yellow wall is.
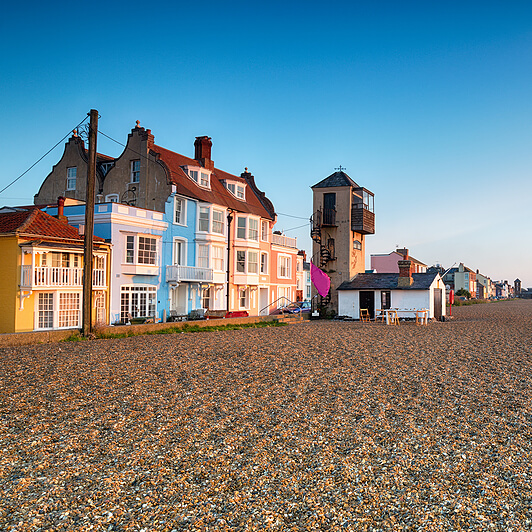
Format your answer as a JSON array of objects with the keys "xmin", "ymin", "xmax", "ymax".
[{"xmin": 0, "ymin": 236, "xmax": 21, "ymax": 333}]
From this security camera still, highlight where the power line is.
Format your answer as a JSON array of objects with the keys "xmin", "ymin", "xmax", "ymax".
[
  {"xmin": 99, "ymin": 129, "xmax": 154, "ymax": 164},
  {"xmin": 0, "ymin": 116, "xmax": 90, "ymax": 197},
  {"xmin": 279, "ymin": 222, "xmax": 310, "ymax": 232},
  {"xmin": 276, "ymin": 211, "xmax": 310, "ymax": 220}
]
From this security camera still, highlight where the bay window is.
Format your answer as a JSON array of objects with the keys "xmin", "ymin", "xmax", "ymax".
[
  {"xmin": 237, "ymin": 217, "xmax": 246, "ymax": 239},
  {"xmin": 248, "ymin": 219, "xmax": 259, "ymax": 241},
  {"xmin": 212, "ymin": 246, "xmax": 224, "ymax": 271},
  {"xmin": 248, "ymin": 251, "xmax": 258, "ymax": 274},
  {"xmin": 212, "ymin": 209, "xmax": 224, "ymax": 234},
  {"xmin": 199, "ymin": 206, "xmax": 210, "ymax": 232},
  {"xmin": 198, "ymin": 244, "xmax": 209, "ymax": 269}
]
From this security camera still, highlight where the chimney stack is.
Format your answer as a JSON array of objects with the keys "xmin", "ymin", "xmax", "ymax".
[
  {"xmin": 56, "ymin": 196, "xmax": 67, "ymax": 222},
  {"xmin": 397, "ymin": 259, "xmax": 413, "ymax": 287},
  {"xmin": 396, "ymin": 248, "xmax": 409, "ymax": 260},
  {"xmin": 194, "ymin": 136, "xmax": 214, "ymax": 170}
]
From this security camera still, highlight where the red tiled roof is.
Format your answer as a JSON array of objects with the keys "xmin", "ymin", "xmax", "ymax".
[
  {"xmin": 152, "ymin": 144, "xmax": 275, "ymax": 220},
  {"xmin": 0, "ymin": 209, "xmax": 104, "ymax": 242}
]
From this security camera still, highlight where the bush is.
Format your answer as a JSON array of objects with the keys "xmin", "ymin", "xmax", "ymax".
[{"xmin": 455, "ymin": 288, "xmax": 472, "ymax": 299}]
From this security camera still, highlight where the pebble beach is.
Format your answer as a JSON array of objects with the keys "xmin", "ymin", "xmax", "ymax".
[{"xmin": 1, "ymin": 300, "xmax": 532, "ymax": 531}]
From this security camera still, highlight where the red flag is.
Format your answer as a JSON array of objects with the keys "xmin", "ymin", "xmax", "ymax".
[{"xmin": 311, "ymin": 261, "xmax": 331, "ymax": 297}]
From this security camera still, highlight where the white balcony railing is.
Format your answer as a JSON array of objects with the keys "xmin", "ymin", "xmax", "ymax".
[
  {"xmin": 166, "ymin": 265, "xmax": 213, "ymax": 283},
  {"xmin": 272, "ymin": 233, "xmax": 297, "ymax": 249},
  {"xmin": 21, "ymin": 266, "xmax": 107, "ymax": 289}
]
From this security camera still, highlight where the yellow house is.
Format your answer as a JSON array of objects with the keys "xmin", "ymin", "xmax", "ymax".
[{"xmin": 0, "ymin": 208, "xmax": 111, "ymax": 333}]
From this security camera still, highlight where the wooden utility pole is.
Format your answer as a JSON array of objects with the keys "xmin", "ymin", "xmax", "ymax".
[{"xmin": 83, "ymin": 109, "xmax": 98, "ymax": 336}]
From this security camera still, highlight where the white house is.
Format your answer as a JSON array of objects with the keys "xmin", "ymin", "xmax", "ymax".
[{"xmin": 337, "ymin": 259, "xmax": 446, "ymax": 320}]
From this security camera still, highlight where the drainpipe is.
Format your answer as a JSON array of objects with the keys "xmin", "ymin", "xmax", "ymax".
[{"xmin": 226, "ymin": 210, "xmax": 234, "ymax": 312}]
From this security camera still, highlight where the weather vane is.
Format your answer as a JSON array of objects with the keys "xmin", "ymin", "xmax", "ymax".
[{"xmin": 335, "ymin": 165, "xmax": 346, "ymax": 172}]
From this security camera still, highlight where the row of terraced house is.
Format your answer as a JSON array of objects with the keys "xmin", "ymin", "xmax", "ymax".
[{"xmin": 0, "ymin": 123, "xmax": 311, "ymax": 334}]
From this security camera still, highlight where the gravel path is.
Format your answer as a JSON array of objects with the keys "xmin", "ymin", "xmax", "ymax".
[{"xmin": 1, "ymin": 300, "xmax": 532, "ymax": 531}]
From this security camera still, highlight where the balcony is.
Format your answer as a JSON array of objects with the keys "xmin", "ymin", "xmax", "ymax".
[
  {"xmin": 351, "ymin": 204, "xmax": 375, "ymax": 234},
  {"xmin": 272, "ymin": 233, "xmax": 298, "ymax": 249},
  {"xmin": 166, "ymin": 265, "xmax": 214, "ymax": 283},
  {"xmin": 21, "ymin": 266, "xmax": 107, "ymax": 289}
]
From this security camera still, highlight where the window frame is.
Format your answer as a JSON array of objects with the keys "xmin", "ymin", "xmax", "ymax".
[
  {"xmin": 239, "ymin": 287, "xmax": 249, "ymax": 309},
  {"xmin": 173, "ymin": 237, "xmax": 187, "ymax": 266},
  {"xmin": 174, "ymin": 196, "xmax": 187, "ymax": 226},
  {"xmin": 198, "ymin": 206, "xmax": 210, "ymax": 232},
  {"xmin": 248, "ymin": 251, "xmax": 259, "ymax": 274},
  {"xmin": 66, "ymin": 167, "xmax": 77, "ymax": 191},
  {"xmin": 197, "ymin": 243, "xmax": 209, "ymax": 269},
  {"xmin": 212, "ymin": 245, "xmax": 225, "ymax": 271},
  {"xmin": 236, "ymin": 217, "xmax": 247, "ymax": 239},
  {"xmin": 278, "ymin": 254, "xmax": 291, "ymax": 279},
  {"xmin": 130, "ymin": 160, "xmax": 140, "ymax": 183},
  {"xmin": 138, "ymin": 236, "xmax": 157, "ymax": 265},
  {"xmin": 248, "ymin": 218, "xmax": 259, "ymax": 241},
  {"xmin": 124, "ymin": 234, "xmax": 159, "ymax": 266},
  {"xmin": 260, "ymin": 252, "xmax": 268, "ymax": 274},
  {"xmin": 212, "ymin": 209, "xmax": 224, "ymax": 234},
  {"xmin": 261, "ymin": 220, "xmax": 269, "ymax": 241}
]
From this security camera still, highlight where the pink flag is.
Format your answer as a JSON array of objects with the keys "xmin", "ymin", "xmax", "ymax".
[{"xmin": 311, "ymin": 261, "xmax": 331, "ymax": 297}]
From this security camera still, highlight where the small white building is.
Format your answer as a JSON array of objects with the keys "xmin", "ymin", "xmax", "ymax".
[{"xmin": 337, "ymin": 259, "xmax": 446, "ymax": 320}]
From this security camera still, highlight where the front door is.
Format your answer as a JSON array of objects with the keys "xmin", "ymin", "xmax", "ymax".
[
  {"xmin": 172, "ymin": 285, "xmax": 187, "ymax": 315},
  {"xmin": 433, "ymin": 288, "xmax": 442, "ymax": 320},
  {"xmin": 359, "ymin": 291, "xmax": 375, "ymax": 319},
  {"xmin": 259, "ymin": 288, "xmax": 269, "ymax": 315}
]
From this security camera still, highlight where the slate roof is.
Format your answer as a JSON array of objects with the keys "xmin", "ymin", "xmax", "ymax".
[
  {"xmin": 312, "ymin": 171, "xmax": 359, "ymax": 189},
  {"xmin": 152, "ymin": 144, "xmax": 276, "ymax": 220},
  {"xmin": 337, "ymin": 272, "xmax": 439, "ymax": 291},
  {"xmin": 0, "ymin": 209, "xmax": 104, "ymax": 244}
]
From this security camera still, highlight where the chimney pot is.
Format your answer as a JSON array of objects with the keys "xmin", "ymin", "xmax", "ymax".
[{"xmin": 55, "ymin": 196, "xmax": 67, "ymax": 222}]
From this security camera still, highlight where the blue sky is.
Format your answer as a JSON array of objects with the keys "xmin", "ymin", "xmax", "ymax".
[{"xmin": 2, "ymin": 1, "xmax": 531, "ymax": 286}]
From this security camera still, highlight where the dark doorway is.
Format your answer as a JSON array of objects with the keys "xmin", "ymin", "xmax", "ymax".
[
  {"xmin": 323, "ymin": 193, "xmax": 336, "ymax": 225},
  {"xmin": 360, "ymin": 291, "xmax": 375, "ymax": 319},
  {"xmin": 434, "ymin": 288, "xmax": 442, "ymax": 320}
]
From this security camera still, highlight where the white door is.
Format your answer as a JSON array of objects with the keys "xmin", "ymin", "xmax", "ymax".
[
  {"xmin": 172, "ymin": 285, "xmax": 187, "ymax": 315},
  {"xmin": 259, "ymin": 287, "xmax": 269, "ymax": 315}
]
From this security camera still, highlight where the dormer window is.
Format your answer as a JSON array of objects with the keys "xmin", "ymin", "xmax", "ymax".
[
  {"xmin": 224, "ymin": 180, "xmax": 246, "ymax": 200},
  {"xmin": 184, "ymin": 166, "xmax": 211, "ymax": 189}
]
